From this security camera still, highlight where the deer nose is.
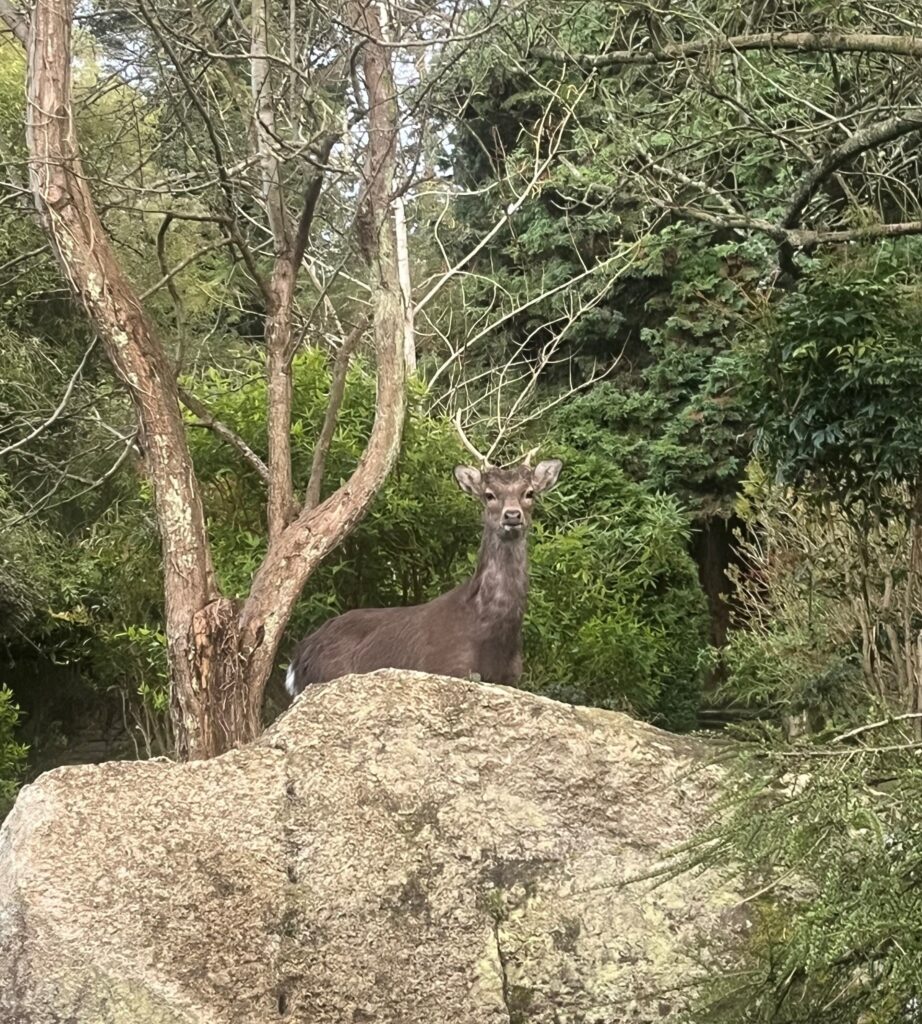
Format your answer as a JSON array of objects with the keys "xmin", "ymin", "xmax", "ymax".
[{"xmin": 502, "ymin": 507, "xmax": 523, "ymax": 525}]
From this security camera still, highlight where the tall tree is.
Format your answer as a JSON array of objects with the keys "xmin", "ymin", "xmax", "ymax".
[{"xmin": 3, "ymin": 0, "xmax": 407, "ymax": 758}]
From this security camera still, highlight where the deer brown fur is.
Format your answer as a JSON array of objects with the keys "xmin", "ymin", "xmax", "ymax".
[{"xmin": 285, "ymin": 458, "xmax": 563, "ymax": 696}]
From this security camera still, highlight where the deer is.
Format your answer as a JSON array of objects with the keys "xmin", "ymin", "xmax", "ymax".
[{"xmin": 284, "ymin": 454, "xmax": 563, "ymax": 697}]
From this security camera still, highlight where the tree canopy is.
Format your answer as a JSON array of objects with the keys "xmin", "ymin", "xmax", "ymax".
[{"xmin": 3, "ymin": 0, "xmax": 922, "ymax": 1015}]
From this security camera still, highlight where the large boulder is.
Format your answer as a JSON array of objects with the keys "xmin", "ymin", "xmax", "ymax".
[{"xmin": 0, "ymin": 671, "xmax": 743, "ymax": 1024}]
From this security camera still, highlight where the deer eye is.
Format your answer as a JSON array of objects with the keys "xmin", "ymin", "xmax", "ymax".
[
  {"xmin": 484, "ymin": 491, "xmax": 497, "ymax": 502},
  {"xmin": 525, "ymin": 489, "xmax": 535, "ymax": 500}
]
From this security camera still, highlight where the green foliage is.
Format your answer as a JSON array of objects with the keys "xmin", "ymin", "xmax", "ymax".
[
  {"xmin": 711, "ymin": 458, "xmax": 922, "ymax": 735},
  {"xmin": 525, "ymin": 451, "xmax": 707, "ymax": 730},
  {"xmin": 691, "ymin": 734, "xmax": 922, "ymax": 1024},
  {"xmin": 0, "ymin": 481, "xmax": 61, "ymax": 637},
  {"xmin": 694, "ymin": 462, "xmax": 922, "ymax": 1021},
  {"xmin": 186, "ymin": 350, "xmax": 478, "ymax": 627},
  {"xmin": 752, "ymin": 245, "xmax": 922, "ymax": 507},
  {"xmin": 433, "ymin": 9, "xmax": 791, "ymax": 517},
  {"xmin": 0, "ymin": 687, "xmax": 27, "ymax": 818},
  {"xmin": 184, "ymin": 352, "xmax": 708, "ymax": 727},
  {"xmin": 0, "ymin": 481, "xmax": 167, "ymax": 761},
  {"xmin": 548, "ymin": 229, "xmax": 766, "ymax": 515},
  {"xmin": 3, "ymin": 340, "xmax": 709, "ymax": 765},
  {"xmin": 434, "ymin": 0, "xmax": 922, "ymax": 528}
]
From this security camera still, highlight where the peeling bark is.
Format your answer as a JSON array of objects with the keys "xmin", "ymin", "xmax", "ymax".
[
  {"xmin": 265, "ymin": 272, "xmax": 300, "ymax": 538},
  {"xmin": 176, "ymin": 598, "xmax": 260, "ymax": 760},
  {"xmin": 21, "ymin": 0, "xmax": 407, "ymax": 758},
  {"xmin": 26, "ymin": 0, "xmax": 228, "ymax": 759}
]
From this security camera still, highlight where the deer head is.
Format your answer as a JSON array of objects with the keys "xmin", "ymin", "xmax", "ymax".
[{"xmin": 453, "ymin": 459, "xmax": 563, "ymax": 540}]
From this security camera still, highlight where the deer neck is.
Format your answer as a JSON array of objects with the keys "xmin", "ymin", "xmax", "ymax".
[{"xmin": 471, "ymin": 529, "xmax": 528, "ymax": 622}]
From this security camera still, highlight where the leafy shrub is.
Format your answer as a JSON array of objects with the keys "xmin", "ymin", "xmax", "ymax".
[
  {"xmin": 714, "ymin": 461, "xmax": 922, "ymax": 732},
  {"xmin": 0, "ymin": 687, "xmax": 26, "ymax": 818},
  {"xmin": 525, "ymin": 450, "xmax": 707, "ymax": 730},
  {"xmin": 511, "ymin": 228, "xmax": 769, "ymax": 517},
  {"xmin": 0, "ymin": 482, "xmax": 60, "ymax": 637},
  {"xmin": 751, "ymin": 244, "xmax": 922, "ymax": 508},
  {"xmin": 187, "ymin": 350, "xmax": 478, "ymax": 627},
  {"xmin": 189, "ymin": 351, "xmax": 709, "ymax": 727},
  {"xmin": 3, "ymin": 349, "xmax": 709, "ymax": 741},
  {"xmin": 702, "ymin": 245, "xmax": 922, "ymax": 729}
]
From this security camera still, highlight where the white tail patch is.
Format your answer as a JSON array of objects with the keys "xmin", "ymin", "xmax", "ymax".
[{"xmin": 285, "ymin": 664, "xmax": 297, "ymax": 697}]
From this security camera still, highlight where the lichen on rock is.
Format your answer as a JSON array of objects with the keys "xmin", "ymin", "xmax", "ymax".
[{"xmin": 0, "ymin": 670, "xmax": 743, "ymax": 1023}]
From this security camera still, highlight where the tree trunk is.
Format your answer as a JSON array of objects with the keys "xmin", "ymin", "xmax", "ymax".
[
  {"xmin": 251, "ymin": 0, "xmax": 298, "ymax": 540},
  {"xmin": 172, "ymin": 599, "xmax": 261, "ymax": 760},
  {"xmin": 265, "ymin": 277, "xmax": 298, "ymax": 539},
  {"xmin": 237, "ymin": 0, "xmax": 407, "ymax": 702},
  {"xmin": 394, "ymin": 194, "xmax": 416, "ymax": 374},
  {"xmin": 691, "ymin": 516, "xmax": 738, "ymax": 650},
  {"xmin": 22, "ymin": 0, "xmax": 407, "ymax": 759},
  {"xmin": 26, "ymin": 0, "xmax": 231, "ymax": 759}
]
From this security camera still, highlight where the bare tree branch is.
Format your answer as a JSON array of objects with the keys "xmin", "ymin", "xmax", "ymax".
[
  {"xmin": 291, "ymin": 135, "xmax": 338, "ymax": 271},
  {"xmin": 154, "ymin": 212, "xmax": 186, "ymax": 367},
  {"xmin": 144, "ymin": 232, "xmax": 230, "ymax": 302},
  {"xmin": 780, "ymin": 112, "xmax": 922, "ymax": 230},
  {"xmin": 790, "ymin": 220, "xmax": 922, "ymax": 245},
  {"xmin": 251, "ymin": 0, "xmax": 292, "ymax": 255},
  {"xmin": 413, "ymin": 77, "xmax": 588, "ymax": 316},
  {"xmin": 304, "ymin": 317, "xmax": 368, "ymax": 510},
  {"xmin": 532, "ymin": 32, "xmax": 922, "ymax": 69},
  {"xmin": 137, "ymin": 0, "xmax": 268, "ymax": 299},
  {"xmin": 0, "ymin": 337, "xmax": 98, "ymax": 458},
  {"xmin": 250, "ymin": 0, "xmax": 299, "ymax": 539},
  {"xmin": 652, "ymin": 199, "xmax": 922, "ymax": 246},
  {"xmin": 0, "ymin": 0, "xmax": 27, "ymax": 45},
  {"xmin": 7, "ymin": 430, "xmax": 140, "ymax": 526},
  {"xmin": 239, "ymin": 0, "xmax": 407, "ymax": 699},
  {"xmin": 178, "ymin": 388, "xmax": 270, "ymax": 485},
  {"xmin": 394, "ymin": 193, "xmax": 415, "ymax": 374},
  {"xmin": 0, "ymin": 245, "xmax": 47, "ymax": 276}
]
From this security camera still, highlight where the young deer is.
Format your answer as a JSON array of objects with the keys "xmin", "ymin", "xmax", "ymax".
[{"xmin": 285, "ymin": 458, "xmax": 563, "ymax": 696}]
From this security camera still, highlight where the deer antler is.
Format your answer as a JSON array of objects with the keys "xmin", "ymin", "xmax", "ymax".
[
  {"xmin": 454, "ymin": 410, "xmax": 490, "ymax": 466},
  {"xmin": 522, "ymin": 445, "xmax": 540, "ymax": 468}
]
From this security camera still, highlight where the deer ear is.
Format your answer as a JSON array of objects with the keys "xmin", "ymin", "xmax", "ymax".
[
  {"xmin": 454, "ymin": 465, "xmax": 482, "ymax": 496},
  {"xmin": 531, "ymin": 459, "xmax": 562, "ymax": 494}
]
